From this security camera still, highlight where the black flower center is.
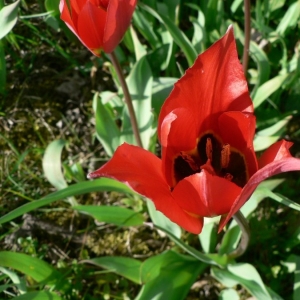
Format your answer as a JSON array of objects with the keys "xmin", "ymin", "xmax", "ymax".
[{"xmin": 174, "ymin": 133, "xmax": 248, "ymax": 187}]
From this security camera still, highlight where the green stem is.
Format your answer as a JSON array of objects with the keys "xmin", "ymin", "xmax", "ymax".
[
  {"xmin": 109, "ymin": 51, "xmax": 143, "ymax": 148},
  {"xmin": 242, "ymin": 0, "xmax": 251, "ymax": 76},
  {"xmin": 228, "ymin": 210, "xmax": 250, "ymax": 259}
]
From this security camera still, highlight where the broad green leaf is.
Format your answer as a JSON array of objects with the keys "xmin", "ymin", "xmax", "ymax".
[
  {"xmin": 42, "ymin": 139, "xmax": 68, "ymax": 190},
  {"xmin": 283, "ymin": 255, "xmax": 300, "ymax": 300},
  {"xmin": 12, "ymin": 291, "xmax": 63, "ymax": 300},
  {"xmin": 219, "ymin": 288, "xmax": 240, "ymax": 300},
  {"xmin": 44, "ymin": 0, "xmax": 60, "ymax": 16},
  {"xmin": 0, "ymin": 267, "xmax": 26, "ymax": 294},
  {"xmin": 212, "ymin": 263, "xmax": 272, "ymax": 299},
  {"xmin": 130, "ymin": 26, "xmax": 147, "ymax": 60},
  {"xmin": 254, "ymin": 115, "xmax": 291, "ymax": 151},
  {"xmin": 136, "ymin": 250, "xmax": 206, "ymax": 300},
  {"xmin": 93, "ymin": 93, "xmax": 121, "ymax": 156},
  {"xmin": 0, "ymin": 40, "xmax": 5, "ymax": 94},
  {"xmin": 0, "ymin": 252, "xmax": 62, "ymax": 284},
  {"xmin": 0, "ymin": 0, "xmax": 20, "ymax": 40},
  {"xmin": 152, "ymin": 77, "xmax": 177, "ymax": 115},
  {"xmin": 84, "ymin": 257, "xmax": 141, "ymax": 284},
  {"xmin": 147, "ymin": 199, "xmax": 181, "ymax": 239},
  {"xmin": 264, "ymin": 190, "xmax": 300, "ymax": 211},
  {"xmin": 199, "ymin": 221, "xmax": 217, "ymax": 253},
  {"xmin": 253, "ymin": 74, "xmax": 289, "ymax": 108},
  {"xmin": 73, "ymin": 205, "xmax": 144, "ymax": 227},
  {"xmin": 140, "ymin": 3, "xmax": 197, "ymax": 66},
  {"xmin": 230, "ymin": 0, "xmax": 243, "ymax": 13},
  {"xmin": 133, "ymin": 8, "xmax": 160, "ymax": 49},
  {"xmin": 122, "ymin": 56, "xmax": 153, "ymax": 149},
  {"xmin": 0, "ymin": 178, "xmax": 134, "ymax": 225},
  {"xmin": 155, "ymin": 225, "xmax": 226, "ymax": 267},
  {"xmin": 276, "ymin": 1, "xmax": 300, "ymax": 36}
]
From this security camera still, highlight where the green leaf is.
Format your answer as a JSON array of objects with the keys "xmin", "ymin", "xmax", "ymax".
[
  {"xmin": 44, "ymin": 0, "xmax": 60, "ymax": 16},
  {"xmin": 253, "ymin": 74, "xmax": 289, "ymax": 108},
  {"xmin": 219, "ymin": 288, "xmax": 240, "ymax": 300},
  {"xmin": 93, "ymin": 93, "xmax": 121, "ymax": 157},
  {"xmin": 136, "ymin": 250, "xmax": 206, "ymax": 300},
  {"xmin": 130, "ymin": 26, "xmax": 147, "ymax": 60},
  {"xmin": 263, "ymin": 190, "xmax": 300, "ymax": 211},
  {"xmin": 122, "ymin": 56, "xmax": 154, "ymax": 149},
  {"xmin": 140, "ymin": 3, "xmax": 197, "ymax": 66},
  {"xmin": 254, "ymin": 115, "xmax": 292, "ymax": 151},
  {"xmin": 199, "ymin": 221, "xmax": 217, "ymax": 253},
  {"xmin": 147, "ymin": 199, "xmax": 181, "ymax": 239},
  {"xmin": 84, "ymin": 257, "xmax": 142, "ymax": 284},
  {"xmin": 0, "ymin": 40, "xmax": 6, "ymax": 94},
  {"xmin": 12, "ymin": 291, "xmax": 63, "ymax": 300},
  {"xmin": 0, "ymin": 0, "xmax": 20, "ymax": 40},
  {"xmin": 276, "ymin": 1, "xmax": 300, "ymax": 36},
  {"xmin": 0, "ymin": 267, "xmax": 26, "ymax": 294},
  {"xmin": 0, "ymin": 178, "xmax": 134, "ymax": 225},
  {"xmin": 212, "ymin": 263, "xmax": 272, "ymax": 299},
  {"xmin": 73, "ymin": 205, "xmax": 144, "ymax": 227},
  {"xmin": 155, "ymin": 225, "xmax": 226, "ymax": 267},
  {"xmin": 42, "ymin": 139, "xmax": 68, "ymax": 190},
  {"xmin": 0, "ymin": 252, "xmax": 63, "ymax": 284}
]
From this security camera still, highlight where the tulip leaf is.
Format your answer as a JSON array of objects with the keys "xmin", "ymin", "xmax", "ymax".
[
  {"xmin": 93, "ymin": 93, "xmax": 121, "ymax": 157},
  {"xmin": 0, "ymin": 40, "xmax": 6, "ymax": 94},
  {"xmin": 42, "ymin": 139, "xmax": 68, "ymax": 190},
  {"xmin": 147, "ymin": 200, "xmax": 181, "ymax": 239},
  {"xmin": 263, "ymin": 190, "xmax": 300, "ymax": 212},
  {"xmin": 130, "ymin": 26, "xmax": 147, "ymax": 60},
  {"xmin": 123, "ymin": 56, "xmax": 154, "ymax": 149},
  {"xmin": 83, "ymin": 257, "xmax": 142, "ymax": 284},
  {"xmin": 44, "ymin": 0, "xmax": 60, "ymax": 16},
  {"xmin": 12, "ymin": 292, "xmax": 63, "ymax": 300},
  {"xmin": 211, "ymin": 263, "xmax": 272, "ymax": 300},
  {"xmin": 0, "ymin": 0, "xmax": 20, "ymax": 40},
  {"xmin": 139, "ymin": 3, "xmax": 198, "ymax": 66},
  {"xmin": 276, "ymin": 1, "xmax": 300, "ymax": 36},
  {"xmin": 155, "ymin": 225, "xmax": 226, "ymax": 267},
  {"xmin": 73, "ymin": 205, "xmax": 144, "ymax": 227},
  {"xmin": 199, "ymin": 221, "xmax": 218, "ymax": 253},
  {"xmin": 253, "ymin": 73, "xmax": 289, "ymax": 108},
  {"xmin": 254, "ymin": 115, "xmax": 291, "ymax": 151},
  {"xmin": 0, "ymin": 267, "xmax": 26, "ymax": 294},
  {"xmin": 219, "ymin": 288, "xmax": 240, "ymax": 300},
  {"xmin": 136, "ymin": 250, "xmax": 206, "ymax": 300},
  {"xmin": 0, "ymin": 251, "xmax": 64, "ymax": 285},
  {"xmin": 0, "ymin": 178, "xmax": 134, "ymax": 225}
]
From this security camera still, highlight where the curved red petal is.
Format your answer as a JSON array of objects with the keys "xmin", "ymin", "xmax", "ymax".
[
  {"xmin": 218, "ymin": 144, "xmax": 300, "ymax": 232},
  {"xmin": 258, "ymin": 140, "xmax": 294, "ymax": 168},
  {"xmin": 103, "ymin": 0, "xmax": 137, "ymax": 53},
  {"xmin": 77, "ymin": 2, "xmax": 107, "ymax": 54},
  {"xmin": 218, "ymin": 111, "xmax": 258, "ymax": 177},
  {"xmin": 172, "ymin": 171, "xmax": 242, "ymax": 217},
  {"xmin": 160, "ymin": 108, "xmax": 198, "ymax": 187},
  {"xmin": 88, "ymin": 143, "xmax": 203, "ymax": 234},
  {"xmin": 158, "ymin": 26, "xmax": 253, "ymax": 141},
  {"xmin": 60, "ymin": 0, "xmax": 77, "ymax": 34}
]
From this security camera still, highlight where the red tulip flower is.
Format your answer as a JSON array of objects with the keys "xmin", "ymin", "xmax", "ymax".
[
  {"xmin": 88, "ymin": 26, "xmax": 300, "ymax": 234},
  {"xmin": 60, "ymin": 0, "xmax": 137, "ymax": 55}
]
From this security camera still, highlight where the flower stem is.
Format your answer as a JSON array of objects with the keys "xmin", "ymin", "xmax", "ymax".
[
  {"xmin": 242, "ymin": 0, "xmax": 251, "ymax": 76},
  {"xmin": 109, "ymin": 51, "xmax": 143, "ymax": 148},
  {"xmin": 228, "ymin": 210, "xmax": 250, "ymax": 259}
]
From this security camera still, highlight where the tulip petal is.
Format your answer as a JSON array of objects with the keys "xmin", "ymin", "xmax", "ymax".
[
  {"xmin": 60, "ymin": 0, "xmax": 77, "ymax": 35},
  {"xmin": 103, "ymin": 0, "xmax": 137, "ymax": 53},
  {"xmin": 158, "ymin": 26, "xmax": 252, "ymax": 141},
  {"xmin": 172, "ymin": 171, "xmax": 242, "ymax": 217},
  {"xmin": 88, "ymin": 143, "xmax": 204, "ymax": 234},
  {"xmin": 77, "ymin": 2, "xmax": 107, "ymax": 54},
  {"xmin": 218, "ymin": 111, "xmax": 258, "ymax": 177},
  {"xmin": 218, "ymin": 140, "xmax": 300, "ymax": 231}
]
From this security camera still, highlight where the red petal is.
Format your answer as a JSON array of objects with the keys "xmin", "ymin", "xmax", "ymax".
[
  {"xmin": 218, "ymin": 140, "xmax": 300, "ymax": 231},
  {"xmin": 258, "ymin": 140, "xmax": 294, "ymax": 168},
  {"xmin": 103, "ymin": 0, "xmax": 137, "ymax": 53},
  {"xmin": 60, "ymin": 0, "xmax": 77, "ymax": 35},
  {"xmin": 88, "ymin": 143, "xmax": 203, "ymax": 234},
  {"xmin": 158, "ymin": 26, "xmax": 252, "ymax": 141},
  {"xmin": 172, "ymin": 171, "xmax": 242, "ymax": 217},
  {"xmin": 218, "ymin": 111, "xmax": 258, "ymax": 177},
  {"xmin": 77, "ymin": 2, "xmax": 107, "ymax": 54},
  {"xmin": 160, "ymin": 108, "xmax": 198, "ymax": 186}
]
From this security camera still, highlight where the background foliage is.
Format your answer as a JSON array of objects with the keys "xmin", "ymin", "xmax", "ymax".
[{"xmin": 1, "ymin": 0, "xmax": 300, "ymax": 299}]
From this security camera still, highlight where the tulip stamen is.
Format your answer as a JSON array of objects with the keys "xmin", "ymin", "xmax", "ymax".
[
  {"xmin": 221, "ymin": 144, "xmax": 231, "ymax": 169},
  {"xmin": 206, "ymin": 138, "xmax": 213, "ymax": 161}
]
